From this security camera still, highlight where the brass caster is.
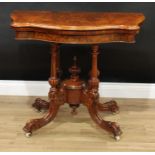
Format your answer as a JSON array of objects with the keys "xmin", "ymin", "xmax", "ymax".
[
  {"xmin": 114, "ymin": 135, "xmax": 120, "ymax": 141},
  {"xmin": 25, "ymin": 132, "xmax": 32, "ymax": 138}
]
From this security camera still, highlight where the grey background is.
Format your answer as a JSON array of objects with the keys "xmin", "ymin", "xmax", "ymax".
[{"xmin": 0, "ymin": 2, "xmax": 154, "ymax": 82}]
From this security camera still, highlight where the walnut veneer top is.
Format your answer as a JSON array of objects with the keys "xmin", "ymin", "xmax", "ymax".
[
  {"xmin": 11, "ymin": 11, "xmax": 145, "ymax": 44},
  {"xmin": 11, "ymin": 11, "xmax": 145, "ymax": 31}
]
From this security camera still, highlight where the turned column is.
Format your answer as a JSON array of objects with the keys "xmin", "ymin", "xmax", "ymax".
[
  {"xmin": 56, "ymin": 44, "xmax": 61, "ymax": 78},
  {"xmin": 89, "ymin": 44, "xmax": 100, "ymax": 92},
  {"xmin": 48, "ymin": 43, "xmax": 60, "ymax": 99}
]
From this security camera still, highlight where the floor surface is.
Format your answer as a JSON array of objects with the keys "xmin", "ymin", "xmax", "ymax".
[{"xmin": 0, "ymin": 96, "xmax": 155, "ymax": 151}]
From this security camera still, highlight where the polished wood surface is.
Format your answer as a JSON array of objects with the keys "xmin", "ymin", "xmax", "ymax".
[
  {"xmin": 0, "ymin": 96, "xmax": 155, "ymax": 151},
  {"xmin": 11, "ymin": 11, "xmax": 145, "ymax": 44},
  {"xmin": 11, "ymin": 11, "xmax": 145, "ymax": 140},
  {"xmin": 11, "ymin": 11, "xmax": 145, "ymax": 30}
]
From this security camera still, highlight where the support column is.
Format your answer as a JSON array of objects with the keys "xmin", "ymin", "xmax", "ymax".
[
  {"xmin": 89, "ymin": 44, "xmax": 100, "ymax": 91},
  {"xmin": 48, "ymin": 43, "xmax": 59, "ymax": 98}
]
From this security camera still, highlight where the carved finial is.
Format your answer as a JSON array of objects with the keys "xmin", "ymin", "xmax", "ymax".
[{"xmin": 69, "ymin": 56, "xmax": 80, "ymax": 79}]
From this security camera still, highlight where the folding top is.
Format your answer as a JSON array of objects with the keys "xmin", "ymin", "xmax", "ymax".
[{"xmin": 11, "ymin": 11, "xmax": 145, "ymax": 31}]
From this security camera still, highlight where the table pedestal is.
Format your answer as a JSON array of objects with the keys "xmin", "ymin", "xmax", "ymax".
[{"xmin": 23, "ymin": 43, "xmax": 122, "ymax": 140}]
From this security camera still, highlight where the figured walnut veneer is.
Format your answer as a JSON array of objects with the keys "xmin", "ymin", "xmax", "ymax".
[
  {"xmin": 11, "ymin": 11, "xmax": 145, "ymax": 140},
  {"xmin": 11, "ymin": 11, "xmax": 145, "ymax": 44}
]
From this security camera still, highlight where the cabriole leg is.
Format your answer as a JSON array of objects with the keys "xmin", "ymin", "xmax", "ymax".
[
  {"xmin": 23, "ymin": 43, "xmax": 63, "ymax": 137},
  {"xmin": 83, "ymin": 44, "xmax": 122, "ymax": 140},
  {"xmin": 87, "ymin": 97, "xmax": 122, "ymax": 140},
  {"xmin": 23, "ymin": 99, "xmax": 60, "ymax": 137}
]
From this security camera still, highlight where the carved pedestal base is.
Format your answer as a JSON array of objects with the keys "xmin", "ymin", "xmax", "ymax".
[
  {"xmin": 24, "ymin": 90, "xmax": 122, "ymax": 140},
  {"xmin": 23, "ymin": 45, "xmax": 122, "ymax": 140}
]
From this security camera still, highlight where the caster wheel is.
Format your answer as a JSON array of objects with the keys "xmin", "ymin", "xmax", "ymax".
[
  {"xmin": 25, "ymin": 132, "xmax": 32, "ymax": 138},
  {"xmin": 114, "ymin": 135, "xmax": 120, "ymax": 141}
]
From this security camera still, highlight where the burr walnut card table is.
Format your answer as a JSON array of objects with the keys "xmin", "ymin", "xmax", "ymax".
[{"xmin": 11, "ymin": 11, "xmax": 145, "ymax": 140}]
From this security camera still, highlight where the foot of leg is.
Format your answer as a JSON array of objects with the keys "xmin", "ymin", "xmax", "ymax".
[
  {"xmin": 24, "ymin": 102, "xmax": 59, "ymax": 136},
  {"xmin": 97, "ymin": 100, "xmax": 119, "ymax": 114},
  {"xmin": 32, "ymin": 98, "xmax": 49, "ymax": 112},
  {"xmin": 101, "ymin": 121, "xmax": 122, "ymax": 140},
  {"xmin": 25, "ymin": 132, "xmax": 32, "ymax": 138},
  {"xmin": 23, "ymin": 118, "xmax": 45, "ymax": 135}
]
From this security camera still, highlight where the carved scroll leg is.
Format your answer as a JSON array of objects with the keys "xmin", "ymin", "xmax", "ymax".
[
  {"xmin": 97, "ymin": 100, "xmax": 119, "ymax": 114},
  {"xmin": 87, "ymin": 99, "xmax": 122, "ymax": 140},
  {"xmin": 32, "ymin": 98, "xmax": 49, "ymax": 112},
  {"xmin": 23, "ymin": 101, "xmax": 59, "ymax": 137}
]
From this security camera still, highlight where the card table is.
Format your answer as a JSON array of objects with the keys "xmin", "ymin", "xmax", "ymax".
[{"xmin": 11, "ymin": 11, "xmax": 145, "ymax": 140}]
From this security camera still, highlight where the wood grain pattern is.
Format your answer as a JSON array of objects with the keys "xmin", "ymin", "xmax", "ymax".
[
  {"xmin": 11, "ymin": 11, "xmax": 145, "ymax": 30},
  {"xmin": 0, "ymin": 96, "xmax": 155, "ymax": 152},
  {"xmin": 11, "ymin": 11, "xmax": 145, "ymax": 44}
]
